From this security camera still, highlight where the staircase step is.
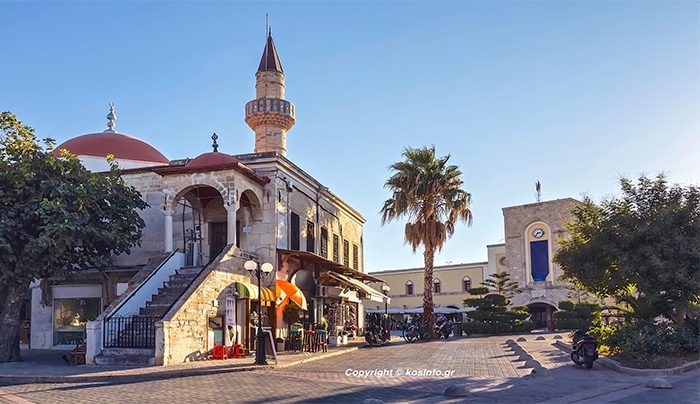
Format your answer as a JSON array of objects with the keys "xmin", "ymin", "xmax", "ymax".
[
  {"xmin": 158, "ymin": 286, "xmax": 187, "ymax": 295},
  {"xmin": 176, "ymin": 267, "xmax": 203, "ymax": 276},
  {"xmin": 166, "ymin": 279, "xmax": 194, "ymax": 288},
  {"xmin": 95, "ymin": 355, "xmax": 155, "ymax": 366},
  {"xmin": 145, "ymin": 300, "xmax": 173, "ymax": 308},
  {"xmin": 95, "ymin": 348, "xmax": 156, "ymax": 366},
  {"xmin": 149, "ymin": 293, "xmax": 174, "ymax": 303},
  {"xmin": 139, "ymin": 307, "xmax": 168, "ymax": 317},
  {"xmin": 169, "ymin": 273, "xmax": 198, "ymax": 282}
]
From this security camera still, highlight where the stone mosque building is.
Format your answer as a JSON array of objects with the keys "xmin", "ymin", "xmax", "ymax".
[{"xmin": 22, "ymin": 31, "xmax": 387, "ymax": 365}]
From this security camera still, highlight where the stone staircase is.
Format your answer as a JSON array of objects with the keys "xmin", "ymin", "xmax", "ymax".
[
  {"xmin": 95, "ymin": 266, "xmax": 202, "ymax": 366},
  {"xmin": 95, "ymin": 347, "xmax": 157, "ymax": 366},
  {"xmin": 138, "ymin": 266, "xmax": 202, "ymax": 317}
]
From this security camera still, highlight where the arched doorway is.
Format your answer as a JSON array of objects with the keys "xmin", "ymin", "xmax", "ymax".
[
  {"xmin": 177, "ymin": 185, "xmax": 227, "ymax": 265},
  {"xmin": 527, "ymin": 302, "xmax": 557, "ymax": 329}
]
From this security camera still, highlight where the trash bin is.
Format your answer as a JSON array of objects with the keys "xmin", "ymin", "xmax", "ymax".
[
  {"xmin": 547, "ymin": 320, "xmax": 554, "ymax": 331},
  {"xmin": 454, "ymin": 322, "xmax": 463, "ymax": 337}
]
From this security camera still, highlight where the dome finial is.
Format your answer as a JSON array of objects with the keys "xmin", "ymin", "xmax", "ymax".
[
  {"xmin": 104, "ymin": 102, "xmax": 118, "ymax": 133},
  {"xmin": 212, "ymin": 133, "xmax": 219, "ymax": 152}
]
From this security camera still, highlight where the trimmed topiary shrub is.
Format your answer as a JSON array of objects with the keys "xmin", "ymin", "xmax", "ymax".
[
  {"xmin": 512, "ymin": 321, "xmax": 536, "ymax": 333},
  {"xmin": 554, "ymin": 318, "xmax": 587, "ymax": 330},
  {"xmin": 555, "ymin": 301, "xmax": 602, "ymax": 330},
  {"xmin": 558, "ymin": 300, "xmax": 575, "ymax": 312}
]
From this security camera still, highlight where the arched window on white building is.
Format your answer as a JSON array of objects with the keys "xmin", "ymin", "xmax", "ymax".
[
  {"xmin": 462, "ymin": 276, "xmax": 472, "ymax": 291},
  {"xmin": 405, "ymin": 280, "xmax": 414, "ymax": 295},
  {"xmin": 433, "ymin": 278, "xmax": 441, "ymax": 293}
]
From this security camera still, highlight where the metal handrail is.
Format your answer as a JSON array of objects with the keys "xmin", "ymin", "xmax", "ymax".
[{"xmin": 105, "ymin": 249, "xmax": 179, "ymax": 322}]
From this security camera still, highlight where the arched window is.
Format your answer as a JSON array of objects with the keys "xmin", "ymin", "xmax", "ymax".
[
  {"xmin": 433, "ymin": 278, "xmax": 441, "ymax": 293},
  {"xmin": 462, "ymin": 276, "xmax": 472, "ymax": 291},
  {"xmin": 405, "ymin": 280, "xmax": 414, "ymax": 295}
]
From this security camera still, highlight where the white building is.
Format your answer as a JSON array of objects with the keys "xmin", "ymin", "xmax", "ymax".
[{"xmin": 24, "ymin": 32, "xmax": 386, "ymax": 365}]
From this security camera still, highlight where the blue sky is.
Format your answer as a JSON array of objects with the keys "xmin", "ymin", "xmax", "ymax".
[{"xmin": 2, "ymin": 1, "xmax": 698, "ymax": 272}]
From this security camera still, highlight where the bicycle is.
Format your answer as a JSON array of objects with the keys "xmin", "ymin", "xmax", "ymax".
[{"xmin": 402, "ymin": 322, "xmax": 433, "ymax": 343}]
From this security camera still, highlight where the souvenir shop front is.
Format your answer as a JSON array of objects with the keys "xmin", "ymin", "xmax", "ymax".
[
  {"xmin": 276, "ymin": 249, "xmax": 387, "ymax": 342},
  {"xmin": 212, "ymin": 282, "xmax": 276, "ymax": 353}
]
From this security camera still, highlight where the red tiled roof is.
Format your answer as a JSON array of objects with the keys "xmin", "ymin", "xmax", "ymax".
[{"xmin": 187, "ymin": 152, "xmax": 240, "ymax": 169}]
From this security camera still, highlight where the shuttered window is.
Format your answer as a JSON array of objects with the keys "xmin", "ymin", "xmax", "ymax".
[
  {"xmin": 320, "ymin": 228, "xmax": 328, "ymax": 259},
  {"xmin": 290, "ymin": 212, "xmax": 300, "ymax": 250},
  {"xmin": 306, "ymin": 221, "xmax": 315, "ymax": 253}
]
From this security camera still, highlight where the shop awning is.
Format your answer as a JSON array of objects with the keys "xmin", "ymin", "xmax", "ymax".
[
  {"xmin": 277, "ymin": 249, "xmax": 385, "ymax": 283},
  {"xmin": 328, "ymin": 272, "xmax": 389, "ymax": 304},
  {"xmin": 276, "ymin": 279, "xmax": 308, "ymax": 311},
  {"xmin": 235, "ymin": 282, "xmax": 276, "ymax": 301}
]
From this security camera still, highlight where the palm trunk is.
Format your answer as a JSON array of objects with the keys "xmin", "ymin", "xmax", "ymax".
[
  {"xmin": 422, "ymin": 247, "xmax": 435, "ymax": 338},
  {"xmin": 0, "ymin": 281, "xmax": 29, "ymax": 363},
  {"xmin": 676, "ymin": 308, "xmax": 685, "ymax": 327}
]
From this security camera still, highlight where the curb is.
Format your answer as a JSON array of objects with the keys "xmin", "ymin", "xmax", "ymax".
[
  {"xmin": 552, "ymin": 340, "xmax": 700, "ymax": 376},
  {"xmin": 0, "ymin": 346, "xmax": 362, "ymax": 384}
]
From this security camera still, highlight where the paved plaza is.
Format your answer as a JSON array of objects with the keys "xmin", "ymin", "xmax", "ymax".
[{"xmin": 0, "ymin": 333, "xmax": 698, "ymax": 403}]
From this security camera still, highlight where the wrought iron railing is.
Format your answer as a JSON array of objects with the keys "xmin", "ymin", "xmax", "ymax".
[{"xmin": 103, "ymin": 315, "xmax": 159, "ymax": 348}]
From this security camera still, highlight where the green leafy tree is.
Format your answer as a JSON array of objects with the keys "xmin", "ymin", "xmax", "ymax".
[
  {"xmin": 481, "ymin": 271, "xmax": 521, "ymax": 299},
  {"xmin": 0, "ymin": 112, "xmax": 148, "ymax": 363},
  {"xmin": 554, "ymin": 175, "xmax": 700, "ymax": 326},
  {"xmin": 380, "ymin": 145, "xmax": 472, "ymax": 335},
  {"xmin": 562, "ymin": 278, "xmax": 593, "ymax": 303}
]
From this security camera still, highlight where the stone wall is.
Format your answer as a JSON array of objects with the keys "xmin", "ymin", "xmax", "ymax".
[
  {"xmin": 157, "ymin": 246, "xmax": 257, "ymax": 365},
  {"xmin": 502, "ymin": 198, "xmax": 579, "ymax": 308}
]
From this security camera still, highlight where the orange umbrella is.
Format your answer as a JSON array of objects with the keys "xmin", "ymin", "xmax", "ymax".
[{"xmin": 276, "ymin": 279, "xmax": 308, "ymax": 311}]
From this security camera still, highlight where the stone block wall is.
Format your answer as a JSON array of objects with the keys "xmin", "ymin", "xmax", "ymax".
[{"xmin": 157, "ymin": 246, "xmax": 257, "ymax": 365}]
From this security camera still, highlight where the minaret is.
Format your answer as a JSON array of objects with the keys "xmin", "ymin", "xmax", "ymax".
[{"xmin": 245, "ymin": 29, "xmax": 296, "ymax": 156}]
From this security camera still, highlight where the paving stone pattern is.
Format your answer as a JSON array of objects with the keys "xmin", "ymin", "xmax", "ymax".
[{"xmin": 1, "ymin": 335, "xmax": 698, "ymax": 404}]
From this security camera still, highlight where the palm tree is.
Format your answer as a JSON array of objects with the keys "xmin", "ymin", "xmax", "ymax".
[{"xmin": 380, "ymin": 146, "xmax": 472, "ymax": 334}]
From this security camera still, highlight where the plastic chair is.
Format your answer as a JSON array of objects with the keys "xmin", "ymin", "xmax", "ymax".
[
  {"xmin": 229, "ymin": 344, "xmax": 246, "ymax": 358},
  {"xmin": 212, "ymin": 345, "xmax": 228, "ymax": 360}
]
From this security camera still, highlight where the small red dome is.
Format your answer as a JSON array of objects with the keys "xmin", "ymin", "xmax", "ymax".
[
  {"xmin": 54, "ymin": 132, "xmax": 169, "ymax": 164},
  {"xmin": 187, "ymin": 152, "xmax": 240, "ymax": 169}
]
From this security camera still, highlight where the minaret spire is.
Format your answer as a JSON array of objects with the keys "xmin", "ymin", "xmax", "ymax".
[
  {"xmin": 245, "ymin": 28, "xmax": 296, "ymax": 156},
  {"xmin": 257, "ymin": 28, "xmax": 283, "ymax": 73}
]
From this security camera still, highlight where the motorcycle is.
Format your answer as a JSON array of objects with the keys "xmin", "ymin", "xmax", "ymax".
[
  {"xmin": 570, "ymin": 328, "xmax": 599, "ymax": 369},
  {"xmin": 364, "ymin": 313, "xmax": 389, "ymax": 346},
  {"xmin": 435, "ymin": 317, "xmax": 453, "ymax": 339}
]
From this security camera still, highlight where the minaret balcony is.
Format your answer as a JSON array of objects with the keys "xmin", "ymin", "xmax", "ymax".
[{"xmin": 245, "ymin": 98, "xmax": 295, "ymax": 119}]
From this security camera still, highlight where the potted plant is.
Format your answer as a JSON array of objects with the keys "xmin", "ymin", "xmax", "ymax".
[{"xmin": 283, "ymin": 304, "xmax": 300, "ymax": 332}]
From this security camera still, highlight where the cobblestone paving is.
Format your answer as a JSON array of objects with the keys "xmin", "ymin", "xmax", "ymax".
[{"xmin": 1, "ymin": 335, "xmax": 698, "ymax": 404}]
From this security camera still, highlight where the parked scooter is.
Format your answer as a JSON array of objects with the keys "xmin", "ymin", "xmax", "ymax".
[
  {"xmin": 435, "ymin": 316, "xmax": 453, "ymax": 339},
  {"xmin": 570, "ymin": 328, "xmax": 599, "ymax": 369}
]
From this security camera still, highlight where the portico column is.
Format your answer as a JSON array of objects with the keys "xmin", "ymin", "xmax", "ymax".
[
  {"xmin": 163, "ymin": 209, "xmax": 174, "ymax": 252},
  {"xmin": 225, "ymin": 203, "xmax": 239, "ymax": 246}
]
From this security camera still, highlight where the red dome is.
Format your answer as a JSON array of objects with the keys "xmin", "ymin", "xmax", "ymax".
[
  {"xmin": 187, "ymin": 152, "xmax": 240, "ymax": 169},
  {"xmin": 53, "ymin": 133, "xmax": 169, "ymax": 164}
]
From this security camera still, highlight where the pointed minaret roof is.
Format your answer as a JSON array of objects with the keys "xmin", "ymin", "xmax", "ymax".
[{"xmin": 257, "ymin": 29, "xmax": 283, "ymax": 73}]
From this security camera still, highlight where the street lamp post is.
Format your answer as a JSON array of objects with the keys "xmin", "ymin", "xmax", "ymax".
[
  {"xmin": 244, "ymin": 259, "xmax": 274, "ymax": 365},
  {"xmin": 381, "ymin": 282, "xmax": 390, "ymax": 342}
]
